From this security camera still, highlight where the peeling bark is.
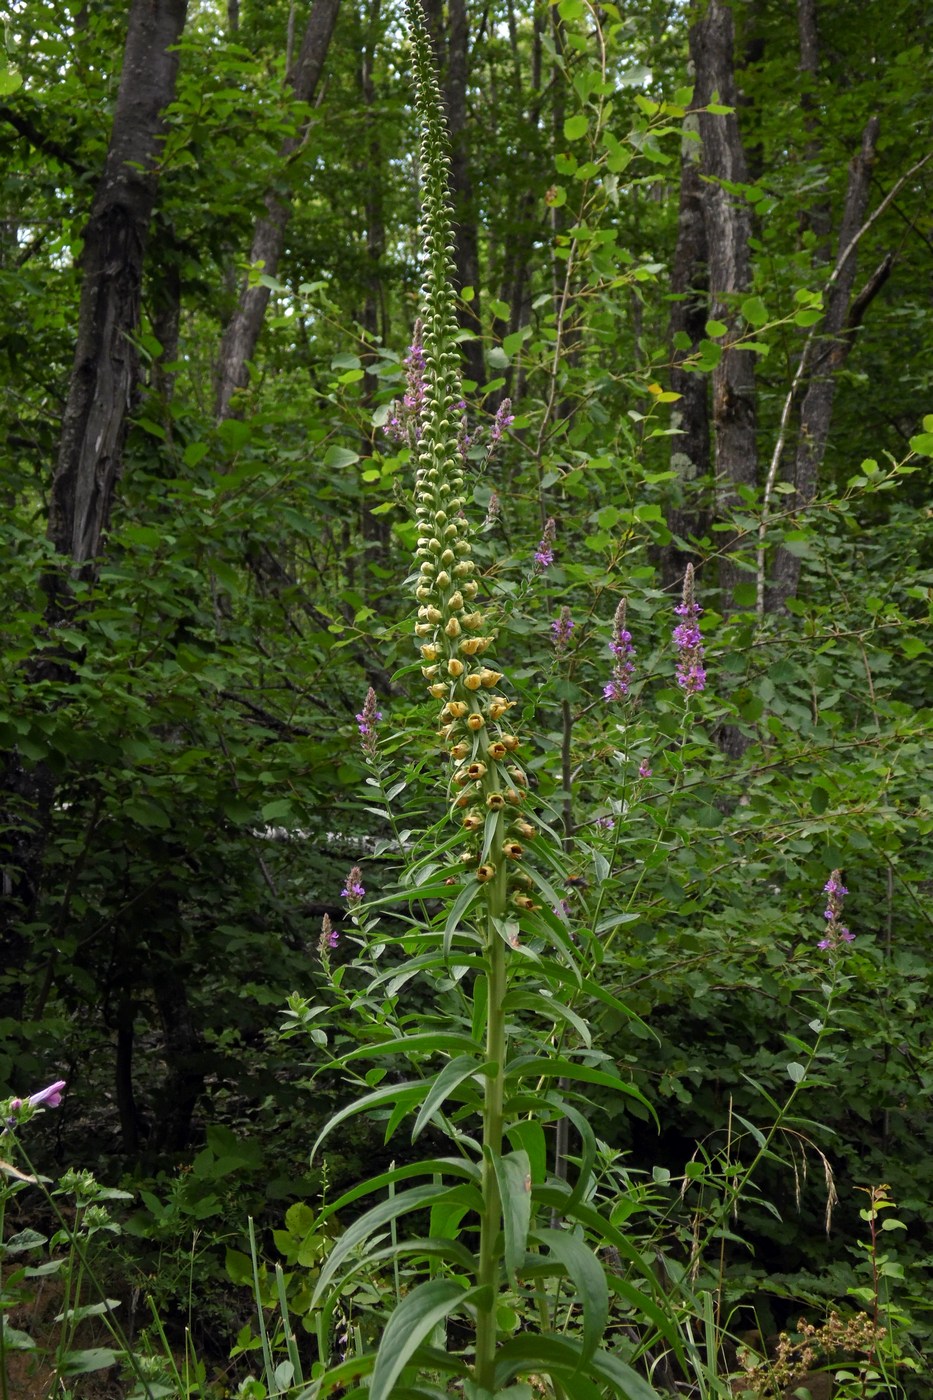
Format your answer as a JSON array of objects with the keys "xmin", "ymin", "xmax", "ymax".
[{"xmin": 214, "ymin": 0, "xmax": 341, "ymax": 419}]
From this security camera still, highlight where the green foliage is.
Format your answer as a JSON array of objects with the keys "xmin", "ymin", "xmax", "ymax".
[{"xmin": 0, "ymin": 0, "xmax": 931, "ymax": 1396}]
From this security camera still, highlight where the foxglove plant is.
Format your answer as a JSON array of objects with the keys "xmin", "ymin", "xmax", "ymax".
[{"xmin": 291, "ymin": 4, "xmax": 674, "ymax": 1397}]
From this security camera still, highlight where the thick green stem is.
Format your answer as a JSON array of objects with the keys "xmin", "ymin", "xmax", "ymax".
[{"xmin": 474, "ymin": 859, "xmax": 508, "ymax": 1387}]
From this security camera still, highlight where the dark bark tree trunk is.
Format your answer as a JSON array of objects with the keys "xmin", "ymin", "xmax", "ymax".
[
  {"xmin": 771, "ymin": 116, "xmax": 883, "ymax": 607},
  {"xmin": 796, "ymin": 0, "xmax": 831, "ymax": 254},
  {"xmin": 47, "ymin": 0, "xmax": 189, "ymax": 600},
  {"xmin": 1, "ymin": 0, "xmax": 189, "ymax": 1030},
  {"xmin": 691, "ymin": 0, "xmax": 757, "ymax": 611},
  {"xmin": 664, "ymin": 101, "xmax": 711, "ymax": 591},
  {"xmin": 148, "ymin": 225, "xmax": 183, "ymax": 412},
  {"xmin": 214, "ymin": 0, "xmax": 342, "ymax": 419}
]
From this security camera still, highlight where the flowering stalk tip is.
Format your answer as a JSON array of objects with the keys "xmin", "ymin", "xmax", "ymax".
[
  {"xmin": 356, "ymin": 688, "xmax": 382, "ymax": 758},
  {"xmin": 552, "ymin": 607, "xmax": 574, "ymax": 654},
  {"xmin": 818, "ymin": 870, "xmax": 854, "ymax": 951},
  {"xmin": 604, "ymin": 597, "xmax": 635, "ymax": 701},
  {"xmin": 342, "ymin": 866, "xmax": 365, "ymax": 908},
  {"xmin": 534, "ymin": 517, "xmax": 556, "ymax": 571},
  {"xmin": 674, "ymin": 563, "xmax": 706, "ymax": 694},
  {"xmin": 318, "ymin": 914, "xmax": 339, "ymax": 959}
]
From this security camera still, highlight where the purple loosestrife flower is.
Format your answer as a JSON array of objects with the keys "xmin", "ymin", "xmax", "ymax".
[
  {"xmin": 342, "ymin": 866, "xmax": 365, "ymax": 909},
  {"xmin": 355, "ymin": 687, "xmax": 382, "ymax": 759},
  {"xmin": 552, "ymin": 607, "xmax": 574, "ymax": 655},
  {"xmin": 483, "ymin": 490, "xmax": 501, "ymax": 528},
  {"xmin": 534, "ymin": 517, "xmax": 556, "ymax": 571},
  {"xmin": 638, "ymin": 759, "xmax": 652, "ymax": 779},
  {"xmin": 674, "ymin": 564, "xmax": 706, "ymax": 695},
  {"xmin": 384, "ymin": 321, "xmax": 427, "ymax": 445},
  {"xmin": 818, "ymin": 869, "xmax": 854, "ymax": 951},
  {"xmin": 318, "ymin": 914, "xmax": 339, "ymax": 960},
  {"xmin": 604, "ymin": 598, "xmax": 635, "ymax": 701},
  {"xmin": 489, "ymin": 398, "xmax": 514, "ymax": 449},
  {"xmin": 595, "ymin": 815, "xmax": 615, "ymax": 831}
]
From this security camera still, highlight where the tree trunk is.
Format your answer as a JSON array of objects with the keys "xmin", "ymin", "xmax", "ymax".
[
  {"xmin": 1, "ymin": 0, "xmax": 189, "ymax": 1031},
  {"xmin": 664, "ymin": 98, "xmax": 711, "ymax": 591},
  {"xmin": 214, "ymin": 0, "xmax": 342, "ymax": 419},
  {"xmin": 691, "ymin": 0, "xmax": 757, "ymax": 610},
  {"xmin": 47, "ymin": 0, "xmax": 189, "ymax": 600},
  {"xmin": 771, "ymin": 116, "xmax": 883, "ymax": 607},
  {"xmin": 796, "ymin": 0, "xmax": 831, "ymax": 254}
]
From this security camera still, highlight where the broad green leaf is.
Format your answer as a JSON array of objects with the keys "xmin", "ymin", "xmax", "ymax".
[
  {"xmin": 322, "ymin": 445, "xmax": 360, "ymax": 470},
  {"xmin": 61, "ymin": 1348, "xmax": 119, "ymax": 1374},
  {"xmin": 741, "ymin": 295, "xmax": 769, "ymax": 326},
  {"xmin": 563, "ymin": 114, "xmax": 589, "ymax": 141}
]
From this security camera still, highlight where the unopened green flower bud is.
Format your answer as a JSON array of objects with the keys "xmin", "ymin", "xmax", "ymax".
[
  {"xmin": 436, "ymin": 571, "xmax": 451, "ymax": 589},
  {"xmin": 441, "ymin": 549, "xmax": 455, "ymax": 565}
]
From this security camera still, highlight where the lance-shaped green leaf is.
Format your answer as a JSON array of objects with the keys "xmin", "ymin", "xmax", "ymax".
[
  {"xmin": 311, "ymin": 1183, "xmax": 477, "ymax": 1306},
  {"xmin": 493, "ymin": 1333, "xmax": 660, "ymax": 1399},
  {"xmin": 411, "ymin": 1053, "xmax": 492, "ymax": 1141},
  {"xmin": 528, "ymin": 1227, "xmax": 608, "ymax": 1362},
  {"xmin": 371, "ymin": 1280, "xmax": 488, "ymax": 1400},
  {"xmin": 310, "ymin": 1081, "xmax": 428, "ymax": 1159},
  {"xmin": 489, "ymin": 1148, "xmax": 532, "ymax": 1276}
]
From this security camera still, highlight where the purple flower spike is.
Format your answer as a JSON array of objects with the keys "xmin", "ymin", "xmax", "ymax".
[
  {"xmin": 534, "ymin": 518, "xmax": 556, "ymax": 570},
  {"xmin": 384, "ymin": 320, "xmax": 427, "ymax": 446},
  {"xmin": 674, "ymin": 564, "xmax": 705, "ymax": 695},
  {"xmin": 318, "ymin": 914, "xmax": 339, "ymax": 960},
  {"xmin": 605, "ymin": 598, "xmax": 636, "ymax": 701},
  {"xmin": 490, "ymin": 398, "xmax": 514, "ymax": 449},
  {"xmin": 552, "ymin": 607, "xmax": 574, "ymax": 654},
  {"xmin": 342, "ymin": 866, "xmax": 365, "ymax": 908},
  {"xmin": 817, "ymin": 868, "xmax": 854, "ymax": 953},
  {"xmin": 355, "ymin": 687, "xmax": 382, "ymax": 759}
]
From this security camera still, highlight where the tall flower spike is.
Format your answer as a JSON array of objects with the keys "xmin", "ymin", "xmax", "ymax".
[
  {"xmin": 534, "ymin": 517, "xmax": 556, "ymax": 571},
  {"xmin": 356, "ymin": 687, "xmax": 382, "ymax": 758},
  {"xmin": 818, "ymin": 870, "xmax": 854, "ymax": 951},
  {"xmin": 405, "ymin": 0, "xmax": 533, "ymax": 911},
  {"xmin": 674, "ymin": 563, "xmax": 706, "ymax": 694},
  {"xmin": 552, "ymin": 607, "xmax": 574, "ymax": 655},
  {"xmin": 604, "ymin": 597, "xmax": 635, "ymax": 701}
]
